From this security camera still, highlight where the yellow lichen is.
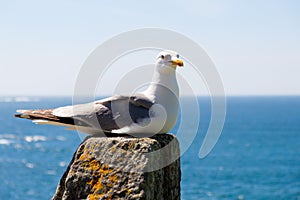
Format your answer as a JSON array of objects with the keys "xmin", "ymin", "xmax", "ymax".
[
  {"xmin": 79, "ymin": 152, "xmax": 89, "ymax": 161},
  {"xmin": 69, "ymin": 169, "xmax": 75, "ymax": 176},
  {"xmin": 110, "ymin": 146, "xmax": 116, "ymax": 152},
  {"xmin": 87, "ymin": 178, "xmax": 105, "ymax": 200},
  {"xmin": 108, "ymin": 174, "xmax": 118, "ymax": 183},
  {"xmin": 92, "ymin": 179, "xmax": 104, "ymax": 191},
  {"xmin": 107, "ymin": 174, "xmax": 118, "ymax": 187},
  {"xmin": 86, "ymin": 160, "xmax": 101, "ymax": 171},
  {"xmin": 86, "ymin": 179, "xmax": 93, "ymax": 186},
  {"xmin": 78, "ymin": 146, "xmax": 97, "ymax": 161},
  {"xmin": 88, "ymin": 193, "xmax": 104, "ymax": 200},
  {"xmin": 126, "ymin": 188, "xmax": 131, "ymax": 195},
  {"xmin": 99, "ymin": 164, "xmax": 113, "ymax": 174},
  {"xmin": 128, "ymin": 142, "xmax": 134, "ymax": 149},
  {"xmin": 107, "ymin": 193, "xmax": 113, "ymax": 200},
  {"xmin": 80, "ymin": 154, "xmax": 118, "ymax": 199}
]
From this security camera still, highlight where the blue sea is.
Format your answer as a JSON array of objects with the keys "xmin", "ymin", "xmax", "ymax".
[{"xmin": 0, "ymin": 96, "xmax": 299, "ymax": 199}]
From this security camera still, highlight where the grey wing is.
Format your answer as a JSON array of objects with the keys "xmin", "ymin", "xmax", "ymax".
[
  {"xmin": 55, "ymin": 95, "xmax": 154, "ymax": 133},
  {"xmin": 92, "ymin": 95, "xmax": 154, "ymax": 132},
  {"xmin": 14, "ymin": 95, "xmax": 154, "ymax": 134}
]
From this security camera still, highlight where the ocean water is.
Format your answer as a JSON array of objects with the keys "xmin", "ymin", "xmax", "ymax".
[{"xmin": 0, "ymin": 96, "xmax": 299, "ymax": 199}]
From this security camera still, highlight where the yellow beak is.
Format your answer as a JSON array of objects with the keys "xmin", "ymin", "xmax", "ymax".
[{"xmin": 171, "ymin": 59, "xmax": 184, "ymax": 67}]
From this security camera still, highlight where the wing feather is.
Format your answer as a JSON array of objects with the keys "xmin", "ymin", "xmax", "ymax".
[{"xmin": 14, "ymin": 95, "xmax": 154, "ymax": 134}]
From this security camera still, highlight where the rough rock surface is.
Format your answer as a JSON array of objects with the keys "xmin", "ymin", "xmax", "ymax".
[{"xmin": 52, "ymin": 134, "xmax": 180, "ymax": 200}]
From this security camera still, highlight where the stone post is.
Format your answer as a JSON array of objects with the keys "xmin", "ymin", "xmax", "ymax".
[{"xmin": 52, "ymin": 134, "xmax": 180, "ymax": 200}]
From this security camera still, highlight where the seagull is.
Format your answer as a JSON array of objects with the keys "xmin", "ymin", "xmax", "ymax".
[{"xmin": 14, "ymin": 50, "xmax": 184, "ymax": 136}]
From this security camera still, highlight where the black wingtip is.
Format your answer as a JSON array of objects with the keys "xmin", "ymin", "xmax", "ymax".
[{"xmin": 14, "ymin": 114, "xmax": 22, "ymax": 118}]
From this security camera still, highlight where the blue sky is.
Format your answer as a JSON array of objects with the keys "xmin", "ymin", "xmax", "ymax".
[{"xmin": 0, "ymin": 0, "xmax": 299, "ymax": 96}]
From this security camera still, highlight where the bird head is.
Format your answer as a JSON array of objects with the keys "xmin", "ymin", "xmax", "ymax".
[{"xmin": 155, "ymin": 50, "xmax": 184, "ymax": 74}]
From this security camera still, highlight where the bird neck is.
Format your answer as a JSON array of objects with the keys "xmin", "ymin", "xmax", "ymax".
[{"xmin": 145, "ymin": 70, "xmax": 179, "ymax": 98}]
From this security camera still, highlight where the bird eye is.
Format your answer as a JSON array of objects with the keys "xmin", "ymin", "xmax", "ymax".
[
  {"xmin": 176, "ymin": 54, "xmax": 179, "ymax": 58},
  {"xmin": 161, "ymin": 55, "xmax": 165, "ymax": 59}
]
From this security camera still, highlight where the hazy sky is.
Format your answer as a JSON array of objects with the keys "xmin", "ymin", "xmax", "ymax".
[{"xmin": 0, "ymin": 0, "xmax": 299, "ymax": 96}]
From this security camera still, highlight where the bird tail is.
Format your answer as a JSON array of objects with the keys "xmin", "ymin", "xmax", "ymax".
[
  {"xmin": 14, "ymin": 109, "xmax": 98, "ymax": 134},
  {"xmin": 14, "ymin": 109, "xmax": 59, "ymax": 121}
]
